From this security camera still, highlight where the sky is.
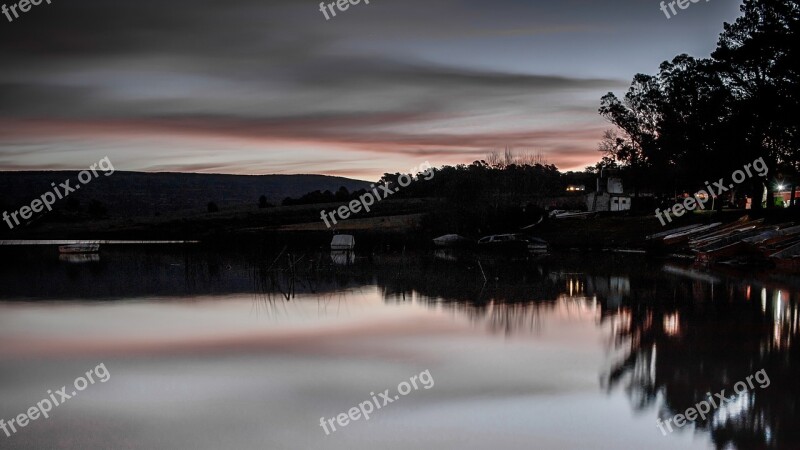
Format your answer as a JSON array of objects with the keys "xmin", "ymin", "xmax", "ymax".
[{"xmin": 0, "ymin": 0, "xmax": 744, "ymax": 181}]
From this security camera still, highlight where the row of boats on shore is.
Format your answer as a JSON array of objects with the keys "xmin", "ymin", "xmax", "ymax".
[
  {"xmin": 328, "ymin": 233, "xmax": 549, "ymax": 256},
  {"xmin": 53, "ymin": 234, "xmax": 549, "ymax": 257},
  {"xmin": 433, "ymin": 233, "xmax": 549, "ymax": 255},
  {"xmin": 50, "ymin": 217, "xmax": 800, "ymax": 270},
  {"xmin": 646, "ymin": 216, "xmax": 800, "ymax": 270}
]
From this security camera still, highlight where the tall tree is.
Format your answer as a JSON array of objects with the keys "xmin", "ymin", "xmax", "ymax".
[
  {"xmin": 712, "ymin": 0, "xmax": 800, "ymax": 208},
  {"xmin": 600, "ymin": 0, "xmax": 800, "ymax": 208}
]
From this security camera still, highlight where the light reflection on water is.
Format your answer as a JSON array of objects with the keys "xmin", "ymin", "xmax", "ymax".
[{"xmin": 0, "ymin": 247, "xmax": 797, "ymax": 449}]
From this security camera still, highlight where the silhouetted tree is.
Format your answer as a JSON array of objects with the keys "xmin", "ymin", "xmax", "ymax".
[
  {"xmin": 711, "ymin": 0, "xmax": 800, "ymax": 208},
  {"xmin": 599, "ymin": 0, "xmax": 800, "ymax": 207},
  {"xmin": 334, "ymin": 186, "xmax": 350, "ymax": 202},
  {"xmin": 258, "ymin": 195, "xmax": 274, "ymax": 209}
]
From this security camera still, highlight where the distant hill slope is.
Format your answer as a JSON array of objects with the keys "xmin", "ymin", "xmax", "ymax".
[{"xmin": 0, "ymin": 171, "xmax": 371, "ymax": 218}]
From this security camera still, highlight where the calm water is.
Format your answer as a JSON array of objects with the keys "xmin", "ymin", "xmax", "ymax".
[{"xmin": 0, "ymin": 247, "xmax": 798, "ymax": 449}]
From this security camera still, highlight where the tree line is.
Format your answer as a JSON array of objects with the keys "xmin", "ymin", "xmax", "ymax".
[{"xmin": 279, "ymin": 150, "xmax": 590, "ymax": 208}]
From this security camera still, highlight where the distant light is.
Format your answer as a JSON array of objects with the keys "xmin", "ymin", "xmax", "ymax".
[{"xmin": 777, "ymin": 184, "xmax": 785, "ymax": 191}]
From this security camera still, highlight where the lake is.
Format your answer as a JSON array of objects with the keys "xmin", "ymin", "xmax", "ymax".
[{"xmin": 0, "ymin": 246, "xmax": 797, "ymax": 449}]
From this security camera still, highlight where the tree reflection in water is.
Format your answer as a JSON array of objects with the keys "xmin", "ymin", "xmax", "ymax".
[
  {"xmin": 370, "ymin": 253, "xmax": 800, "ymax": 448},
  {"xmin": 595, "ymin": 264, "xmax": 800, "ymax": 449}
]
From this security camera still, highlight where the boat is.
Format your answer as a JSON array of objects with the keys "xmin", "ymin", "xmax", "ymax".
[
  {"xmin": 477, "ymin": 234, "xmax": 548, "ymax": 255},
  {"xmin": 689, "ymin": 224, "xmax": 757, "ymax": 250},
  {"xmin": 759, "ymin": 235, "xmax": 800, "ymax": 256},
  {"xmin": 330, "ymin": 234, "xmax": 355, "ymax": 251},
  {"xmin": 771, "ymin": 241, "xmax": 800, "ymax": 260},
  {"xmin": 688, "ymin": 218, "xmax": 763, "ymax": 248},
  {"xmin": 550, "ymin": 210, "xmax": 595, "ymax": 220},
  {"xmin": 696, "ymin": 237, "xmax": 759, "ymax": 264},
  {"xmin": 770, "ymin": 242, "xmax": 800, "ymax": 271},
  {"xmin": 694, "ymin": 222, "xmax": 786, "ymax": 264},
  {"xmin": 520, "ymin": 216, "xmax": 545, "ymax": 230},
  {"xmin": 432, "ymin": 234, "xmax": 471, "ymax": 248},
  {"xmin": 662, "ymin": 223, "xmax": 722, "ymax": 246},
  {"xmin": 58, "ymin": 244, "xmax": 100, "ymax": 254},
  {"xmin": 694, "ymin": 226, "xmax": 774, "ymax": 252},
  {"xmin": 694, "ymin": 226, "xmax": 777, "ymax": 262},
  {"xmin": 646, "ymin": 223, "xmax": 705, "ymax": 241},
  {"xmin": 746, "ymin": 224, "xmax": 800, "ymax": 249}
]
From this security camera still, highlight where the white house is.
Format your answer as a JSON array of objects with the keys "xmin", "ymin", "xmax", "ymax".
[{"xmin": 586, "ymin": 173, "xmax": 631, "ymax": 212}]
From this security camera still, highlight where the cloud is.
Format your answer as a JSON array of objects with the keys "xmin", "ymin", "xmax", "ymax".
[{"xmin": 0, "ymin": 0, "xmax": 635, "ymax": 176}]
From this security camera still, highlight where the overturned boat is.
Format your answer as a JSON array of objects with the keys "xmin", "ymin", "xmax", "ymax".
[
  {"xmin": 58, "ymin": 243, "xmax": 100, "ymax": 254},
  {"xmin": 770, "ymin": 242, "xmax": 800, "ymax": 271},
  {"xmin": 432, "ymin": 234, "xmax": 471, "ymax": 248},
  {"xmin": 330, "ymin": 234, "xmax": 355, "ymax": 251},
  {"xmin": 478, "ymin": 234, "xmax": 548, "ymax": 255}
]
